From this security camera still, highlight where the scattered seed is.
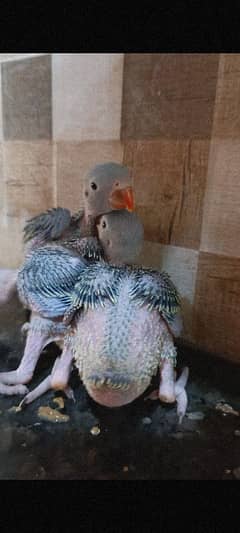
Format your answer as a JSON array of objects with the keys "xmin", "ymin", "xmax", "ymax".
[
  {"xmin": 53, "ymin": 397, "xmax": 65, "ymax": 410},
  {"xmin": 215, "ymin": 402, "xmax": 239, "ymax": 416},
  {"xmin": 142, "ymin": 417, "xmax": 152, "ymax": 425},
  {"xmin": 90, "ymin": 426, "xmax": 100, "ymax": 436},
  {"xmin": 123, "ymin": 466, "xmax": 129, "ymax": 472},
  {"xmin": 37, "ymin": 406, "xmax": 69, "ymax": 423}
]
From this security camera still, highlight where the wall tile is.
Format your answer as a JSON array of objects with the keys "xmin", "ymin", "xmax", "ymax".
[
  {"xmin": 0, "ymin": 280, "xmax": 26, "ymax": 350},
  {"xmin": 0, "ymin": 66, "xmax": 2, "ymax": 141},
  {"xmin": 124, "ymin": 139, "xmax": 209, "ymax": 249},
  {"xmin": 0, "ymin": 143, "xmax": 4, "ymax": 211},
  {"xmin": 121, "ymin": 54, "xmax": 219, "ymax": 139},
  {"xmin": 52, "ymin": 54, "xmax": 124, "ymax": 141},
  {"xmin": 2, "ymin": 141, "xmax": 54, "ymax": 218},
  {"xmin": 2, "ymin": 55, "xmax": 52, "ymax": 140},
  {"xmin": 136, "ymin": 241, "xmax": 199, "ymax": 342},
  {"xmin": 212, "ymin": 54, "xmax": 240, "ymax": 138},
  {"xmin": 200, "ymin": 140, "xmax": 240, "ymax": 258},
  {"xmin": 0, "ymin": 216, "xmax": 25, "ymax": 268},
  {"xmin": 56, "ymin": 141, "xmax": 124, "ymax": 212},
  {"xmin": 193, "ymin": 252, "xmax": 240, "ymax": 363}
]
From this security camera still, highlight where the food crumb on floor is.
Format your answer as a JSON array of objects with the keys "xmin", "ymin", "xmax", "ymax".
[
  {"xmin": 53, "ymin": 397, "xmax": 65, "ymax": 410},
  {"xmin": 90, "ymin": 426, "xmax": 101, "ymax": 436},
  {"xmin": 37, "ymin": 406, "xmax": 70, "ymax": 423}
]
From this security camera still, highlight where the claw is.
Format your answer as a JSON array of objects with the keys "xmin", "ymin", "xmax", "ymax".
[
  {"xmin": 18, "ymin": 396, "xmax": 28, "ymax": 410},
  {"xmin": 64, "ymin": 386, "xmax": 75, "ymax": 402},
  {"xmin": 21, "ymin": 322, "xmax": 30, "ymax": 336},
  {"xmin": 144, "ymin": 367, "xmax": 189, "ymax": 424},
  {"xmin": 175, "ymin": 367, "xmax": 189, "ymax": 424}
]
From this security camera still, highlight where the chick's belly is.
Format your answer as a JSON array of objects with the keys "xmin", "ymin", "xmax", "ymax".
[
  {"xmin": 75, "ymin": 306, "xmax": 110, "ymax": 355},
  {"xmin": 74, "ymin": 303, "xmax": 164, "ymax": 366},
  {"xmin": 126, "ymin": 306, "xmax": 165, "ymax": 358}
]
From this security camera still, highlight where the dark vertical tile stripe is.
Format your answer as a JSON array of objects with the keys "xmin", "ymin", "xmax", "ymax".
[{"xmin": 2, "ymin": 55, "xmax": 52, "ymax": 140}]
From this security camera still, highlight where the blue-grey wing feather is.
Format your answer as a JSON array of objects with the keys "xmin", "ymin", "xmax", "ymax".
[
  {"xmin": 23, "ymin": 207, "xmax": 73, "ymax": 243},
  {"xmin": 63, "ymin": 263, "xmax": 124, "ymax": 322},
  {"xmin": 129, "ymin": 267, "xmax": 181, "ymax": 321},
  {"xmin": 17, "ymin": 245, "xmax": 87, "ymax": 318}
]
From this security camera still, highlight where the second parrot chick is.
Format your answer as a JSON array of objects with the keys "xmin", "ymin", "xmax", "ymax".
[
  {"xmin": 0, "ymin": 161, "xmax": 135, "ymax": 305},
  {"xmin": 97, "ymin": 210, "xmax": 143, "ymax": 265},
  {"xmin": 0, "ymin": 209, "xmax": 144, "ymax": 395}
]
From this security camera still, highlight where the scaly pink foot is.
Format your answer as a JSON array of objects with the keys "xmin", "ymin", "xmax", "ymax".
[
  {"xmin": 19, "ymin": 343, "xmax": 75, "ymax": 406},
  {"xmin": 144, "ymin": 366, "xmax": 189, "ymax": 424},
  {"xmin": 0, "ymin": 315, "xmax": 66, "ymax": 387}
]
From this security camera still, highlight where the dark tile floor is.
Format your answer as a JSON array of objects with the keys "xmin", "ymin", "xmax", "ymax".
[{"xmin": 0, "ymin": 297, "xmax": 240, "ymax": 480}]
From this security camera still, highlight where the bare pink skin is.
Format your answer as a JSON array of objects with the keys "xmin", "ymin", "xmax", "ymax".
[
  {"xmin": 73, "ymin": 298, "xmax": 187, "ymax": 420},
  {"xmin": 145, "ymin": 367, "xmax": 189, "ymax": 424},
  {"xmin": 19, "ymin": 357, "xmax": 60, "ymax": 406},
  {"xmin": 0, "ymin": 383, "xmax": 28, "ymax": 396},
  {"xmin": 50, "ymin": 342, "xmax": 74, "ymax": 391},
  {"xmin": 19, "ymin": 355, "xmax": 75, "ymax": 406},
  {"xmin": 159, "ymin": 359, "xmax": 176, "ymax": 403},
  {"xmin": 175, "ymin": 367, "xmax": 189, "ymax": 423},
  {"xmin": 84, "ymin": 381, "xmax": 148, "ymax": 408},
  {"xmin": 0, "ymin": 313, "xmax": 66, "ymax": 391}
]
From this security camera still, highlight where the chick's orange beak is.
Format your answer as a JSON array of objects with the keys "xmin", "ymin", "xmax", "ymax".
[{"xmin": 109, "ymin": 186, "xmax": 134, "ymax": 212}]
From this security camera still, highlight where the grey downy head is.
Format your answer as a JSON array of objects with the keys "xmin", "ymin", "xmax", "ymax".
[
  {"xmin": 96, "ymin": 209, "xmax": 144, "ymax": 265},
  {"xmin": 83, "ymin": 162, "xmax": 134, "ymax": 217}
]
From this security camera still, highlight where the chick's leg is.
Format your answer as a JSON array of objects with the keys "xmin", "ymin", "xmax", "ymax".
[
  {"xmin": 174, "ymin": 367, "xmax": 189, "ymax": 424},
  {"xmin": 19, "ymin": 340, "xmax": 74, "ymax": 406},
  {"xmin": 0, "ymin": 314, "xmax": 66, "ymax": 387},
  {"xmin": 158, "ymin": 328, "xmax": 177, "ymax": 403},
  {"xmin": 50, "ymin": 339, "xmax": 74, "ymax": 392},
  {"xmin": 19, "ymin": 356, "xmax": 60, "ymax": 406}
]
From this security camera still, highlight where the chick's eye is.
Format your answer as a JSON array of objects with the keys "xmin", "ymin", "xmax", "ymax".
[
  {"xmin": 91, "ymin": 182, "xmax": 97, "ymax": 190},
  {"xmin": 115, "ymin": 181, "xmax": 119, "ymax": 187},
  {"xmin": 102, "ymin": 220, "xmax": 106, "ymax": 228}
]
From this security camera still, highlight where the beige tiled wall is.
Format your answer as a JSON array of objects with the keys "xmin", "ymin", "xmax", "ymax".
[
  {"xmin": 192, "ymin": 54, "xmax": 240, "ymax": 363},
  {"xmin": 0, "ymin": 66, "xmax": 2, "ymax": 142},
  {"xmin": 0, "ymin": 53, "xmax": 240, "ymax": 363},
  {"xmin": 52, "ymin": 54, "xmax": 124, "ymax": 141},
  {"xmin": 200, "ymin": 140, "xmax": 240, "ymax": 257},
  {"xmin": 123, "ymin": 139, "xmax": 210, "ymax": 248}
]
